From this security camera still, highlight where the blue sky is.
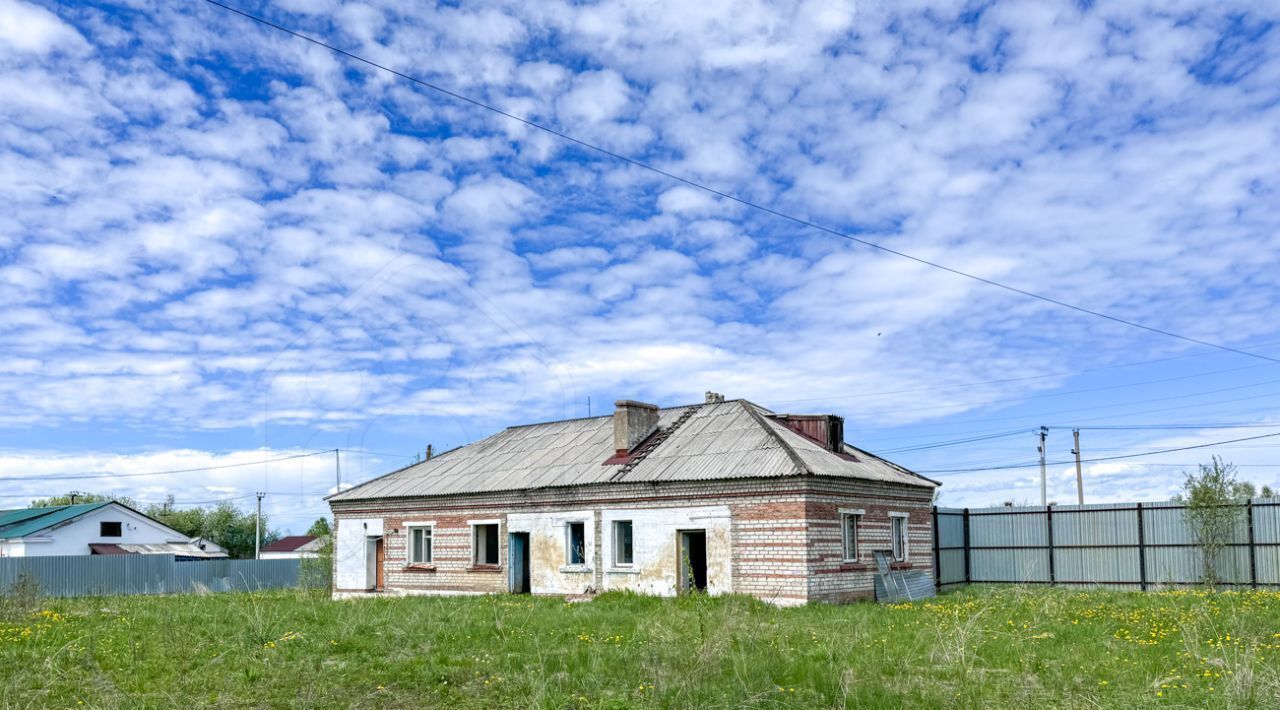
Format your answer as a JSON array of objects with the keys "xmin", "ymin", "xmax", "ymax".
[{"xmin": 2, "ymin": 0, "xmax": 1280, "ymax": 531}]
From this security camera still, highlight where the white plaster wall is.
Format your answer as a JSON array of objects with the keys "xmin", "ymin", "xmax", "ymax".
[
  {"xmin": 0, "ymin": 541, "xmax": 22, "ymax": 557},
  {"xmin": 506, "ymin": 510, "xmax": 595, "ymax": 595},
  {"xmin": 601, "ymin": 505, "xmax": 733, "ymax": 597},
  {"xmin": 260, "ymin": 550, "xmax": 318, "ymax": 560},
  {"xmin": 334, "ymin": 517, "xmax": 382, "ymax": 590},
  {"xmin": 14, "ymin": 504, "xmax": 187, "ymax": 557}
]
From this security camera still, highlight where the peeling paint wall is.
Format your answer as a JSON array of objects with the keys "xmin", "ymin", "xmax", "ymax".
[
  {"xmin": 601, "ymin": 505, "xmax": 733, "ymax": 597},
  {"xmin": 334, "ymin": 517, "xmax": 382, "ymax": 591},
  {"xmin": 331, "ymin": 476, "xmax": 934, "ymax": 604},
  {"xmin": 506, "ymin": 509, "xmax": 596, "ymax": 595}
]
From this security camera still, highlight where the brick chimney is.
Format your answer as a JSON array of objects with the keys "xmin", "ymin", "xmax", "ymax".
[{"xmin": 613, "ymin": 400, "xmax": 659, "ymax": 456}]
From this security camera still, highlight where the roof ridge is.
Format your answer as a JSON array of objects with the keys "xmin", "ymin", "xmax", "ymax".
[
  {"xmin": 740, "ymin": 401, "xmax": 809, "ymax": 476},
  {"xmin": 503, "ymin": 399, "xmax": 751, "ymax": 431}
]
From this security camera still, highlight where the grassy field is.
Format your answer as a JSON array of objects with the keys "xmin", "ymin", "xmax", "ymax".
[{"xmin": 2, "ymin": 586, "xmax": 1280, "ymax": 708}]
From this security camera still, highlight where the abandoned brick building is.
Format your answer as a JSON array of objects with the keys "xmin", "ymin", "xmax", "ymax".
[{"xmin": 327, "ymin": 395, "xmax": 939, "ymax": 605}]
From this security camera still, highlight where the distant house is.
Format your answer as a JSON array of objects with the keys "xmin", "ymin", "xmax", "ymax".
[
  {"xmin": 328, "ymin": 394, "xmax": 939, "ymax": 605},
  {"xmin": 0, "ymin": 502, "xmax": 226, "ymax": 559},
  {"xmin": 260, "ymin": 535, "xmax": 324, "ymax": 559}
]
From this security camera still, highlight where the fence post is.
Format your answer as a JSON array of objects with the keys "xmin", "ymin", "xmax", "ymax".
[
  {"xmin": 962, "ymin": 507, "xmax": 971, "ymax": 585},
  {"xmin": 1247, "ymin": 499, "xmax": 1258, "ymax": 589},
  {"xmin": 1136, "ymin": 502, "xmax": 1147, "ymax": 592},
  {"xmin": 932, "ymin": 506, "xmax": 941, "ymax": 590},
  {"xmin": 1046, "ymin": 505, "xmax": 1056, "ymax": 586}
]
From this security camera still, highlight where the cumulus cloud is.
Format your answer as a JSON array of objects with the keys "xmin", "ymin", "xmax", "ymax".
[
  {"xmin": 0, "ymin": 0, "xmax": 88, "ymax": 55},
  {"xmin": 2, "ymin": 0, "xmax": 1280, "ymax": 523}
]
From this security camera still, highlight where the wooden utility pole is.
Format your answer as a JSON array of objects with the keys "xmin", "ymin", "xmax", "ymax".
[
  {"xmin": 1072, "ymin": 429, "xmax": 1084, "ymax": 505},
  {"xmin": 254, "ymin": 492, "xmax": 265, "ymax": 560},
  {"xmin": 1038, "ymin": 426, "xmax": 1048, "ymax": 506},
  {"xmin": 426, "ymin": 444, "xmax": 434, "ymax": 461}
]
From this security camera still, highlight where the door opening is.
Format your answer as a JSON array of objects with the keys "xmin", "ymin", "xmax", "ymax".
[
  {"xmin": 509, "ymin": 532, "xmax": 531, "ymax": 594},
  {"xmin": 374, "ymin": 537, "xmax": 386, "ymax": 591},
  {"xmin": 678, "ymin": 530, "xmax": 708, "ymax": 593},
  {"xmin": 365, "ymin": 536, "xmax": 381, "ymax": 591}
]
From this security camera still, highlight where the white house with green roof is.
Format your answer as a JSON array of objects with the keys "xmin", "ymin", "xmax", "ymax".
[{"xmin": 0, "ymin": 502, "xmax": 223, "ymax": 558}]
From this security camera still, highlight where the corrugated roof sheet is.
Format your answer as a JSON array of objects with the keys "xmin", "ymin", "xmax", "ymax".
[
  {"xmin": 116, "ymin": 543, "xmax": 228, "ymax": 558},
  {"xmin": 330, "ymin": 400, "xmax": 937, "ymax": 502},
  {"xmin": 0, "ymin": 503, "xmax": 111, "ymax": 539}
]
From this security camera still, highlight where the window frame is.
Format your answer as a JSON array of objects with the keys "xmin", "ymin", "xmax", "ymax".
[
  {"xmin": 612, "ymin": 520, "xmax": 634, "ymax": 566},
  {"xmin": 889, "ymin": 512, "xmax": 910, "ymax": 562},
  {"xmin": 839, "ymin": 509, "xmax": 863, "ymax": 563},
  {"xmin": 100, "ymin": 521, "xmax": 122, "ymax": 538},
  {"xmin": 565, "ymin": 520, "xmax": 587, "ymax": 566},
  {"xmin": 470, "ymin": 521, "xmax": 501, "ymax": 566},
  {"xmin": 406, "ymin": 523, "xmax": 434, "ymax": 565}
]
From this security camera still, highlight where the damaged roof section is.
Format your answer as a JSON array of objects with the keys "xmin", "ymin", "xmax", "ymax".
[{"xmin": 330, "ymin": 399, "xmax": 937, "ymax": 502}]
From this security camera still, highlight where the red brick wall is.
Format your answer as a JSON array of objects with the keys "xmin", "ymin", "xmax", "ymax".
[
  {"xmin": 331, "ymin": 476, "xmax": 935, "ymax": 604},
  {"xmin": 801, "ymin": 479, "xmax": 936, "ymax": 602}
]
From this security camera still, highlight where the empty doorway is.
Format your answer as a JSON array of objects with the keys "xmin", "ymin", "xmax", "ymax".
[
  {"xmin": 509, "ymin": 532, "xmax": 531, "ymax": 594},
  {"xmin": 365, "ymin": 536, "xmax": 385, "ymax": 591},
  {"xmin": 678, "ymin": 530, "xmax": 707, "ymax": 593}
]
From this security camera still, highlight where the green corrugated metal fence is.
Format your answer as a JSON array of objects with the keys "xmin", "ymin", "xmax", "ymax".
[
  {"xmin": 933, "ymin": 497, "xmax": 1280, "ymax": 590},
  {"xmin": 0, "ymin": 555, "xmax": 315, "ymax": 597}
]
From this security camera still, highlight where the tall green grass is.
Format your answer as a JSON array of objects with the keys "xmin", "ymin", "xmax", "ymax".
[{"xmin": 1, "ymin": 586, "xmax": 1279, "ymax": 708}]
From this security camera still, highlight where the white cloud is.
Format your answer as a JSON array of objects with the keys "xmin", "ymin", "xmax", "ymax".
[
  {"xmin": 0, "ymin": 0, "xmax": 88, "ymax": 55},
  {"xmin": 2, "ymin": 0, "xmax": 1279, "ymax": 510}
]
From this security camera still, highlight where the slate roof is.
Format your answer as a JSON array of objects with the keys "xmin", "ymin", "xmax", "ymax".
[
  {"xmin": 330, "ymin": 399, "xmax": 937, "ymax": 502},
  {"xmin": 0, "ymin": 503, "xmax": 111, "ymax": 540}
]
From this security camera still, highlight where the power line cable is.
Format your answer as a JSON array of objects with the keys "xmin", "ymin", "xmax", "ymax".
[
  {"xmin": 920, "ymin": 430, "xmax": 1280, "ymax": 474},
  {"xmin": 872, "ymin": 422, "xmax": 1280, "ymax": 458},
  {"xmin": 772, "ymin": 338, "xmax": 1280, "ymax": 406},
  {"xmin": 857, "ymin": 380, "xmax": 1280, "ymax": 441},
  {"xmin": 873, "ymin": 428, "xmax": 1031, "ymax": 454},
  {"xmin": 840, "ymin": 363, "xmax": 1276, "ymax": 421},
  {"xmin": 201, "ymin": 0, "xmax": 1280, "ymax": 366},
  {"xmin": 0, "ymin": 449, "xmax": 335, "ymax": 483},
  {"xmin": 1063, "ymin": 423, "xmax": 1280, "ymax": 431}
]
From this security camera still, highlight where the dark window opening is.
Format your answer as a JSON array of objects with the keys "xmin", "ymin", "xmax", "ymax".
[
  {"xmin": 842, "ymin": 513, "xmax": 860, "ymax": 561},
  {"xmin": 891, "ymin": 516, "xmax": 909, "ymax": 562},
  {"xmin": 613, "ymin": 520, "xmax": 633, "ymax": 566},
  {"xmin": 566, "ymin": 521, "xmax": 586, "ymax": 565},
  {"xmin": 100, "ymin": 521, "xmax": 122, "ymax": 537},
  {"xmin": 474, "ymin": 524, "xmax": 500, "ymax": 565}
]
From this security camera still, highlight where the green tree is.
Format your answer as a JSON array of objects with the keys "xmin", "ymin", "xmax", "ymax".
[
  {"xmin": 30, "ymin": 491, "xmax": 139, "ymax": 509},
  {"xmin": 145, "ymin": 501, "xmax": 277, "ymax": 560},
  {"xmin": 299, "ymin": 517, "xmax": 334, "ymax": 593},
  {"xmin": 305, "ymin": 517, "xmax": 331, "ymax": 539},
  {"xmin": 1175, "ymin": 456, "xmax": 1251, "ymax": 588}
]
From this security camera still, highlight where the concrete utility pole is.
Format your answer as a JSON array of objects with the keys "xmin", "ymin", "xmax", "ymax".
[
  {"xmin": 334, "ymin": 449, "xmax": 341, "ymax": 491},
  {"xmin": 1038, "ymin": 426, "xmax": 1049, "ymax": 507},
  {"xmin": 1072, "ymin": 429, "xmax": 1085, "ymax": 505},
  {"xmin": 254, "ymin": 492, "xmax": 265, "ymax": 560}
]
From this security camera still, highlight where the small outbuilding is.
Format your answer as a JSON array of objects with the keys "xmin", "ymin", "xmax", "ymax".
[
  {"xmin": 0, "ymin": 502, "xmax": 226, "ymax": 559},
  {"xmin": 327, "ymin": 395, "xmax": 939, "ymax": 605}
]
